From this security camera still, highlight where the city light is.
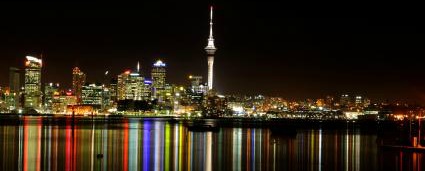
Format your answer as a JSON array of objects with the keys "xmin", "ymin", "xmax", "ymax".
[
  {"xmin": 0, "ymin": 4, "xmax": 423, "ymax": 171},
  {"xmin": 153, "ymin": 60, "xmax": 166, "ymax": 67}
]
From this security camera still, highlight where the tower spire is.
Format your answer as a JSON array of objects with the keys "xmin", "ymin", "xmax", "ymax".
[
  {"xmin": 206, "ymin": 6, "xmax": 216, "ymax": 50},
  {"xmin": 137, "ymin": 61, "xmax": 140, "ymax": 73},
  {"xmin": 209, "ymin": 6, "xmax": 213, "ymax": 39}
]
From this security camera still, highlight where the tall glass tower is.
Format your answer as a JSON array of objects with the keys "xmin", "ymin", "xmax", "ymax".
[
  {"xmin": 151, "ymin": 60, "xmax": 166, "ymax": 101},
  {"xmin": 72, "ymin": 67, "xmax": 86, "ymax": 104},
  {"xmin": 24, "ymin": 56, "xmax": 42, "ymax": 110}
]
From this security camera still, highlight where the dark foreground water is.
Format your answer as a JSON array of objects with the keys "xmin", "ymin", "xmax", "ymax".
[{"xmin": 0, "ymin": 117, "xmax": 424, "ymax": 171}]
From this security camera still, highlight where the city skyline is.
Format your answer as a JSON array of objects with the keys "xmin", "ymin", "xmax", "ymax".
[{"xmin": 0, "ymin": 2, "xmax": 424, "ymax": 104}]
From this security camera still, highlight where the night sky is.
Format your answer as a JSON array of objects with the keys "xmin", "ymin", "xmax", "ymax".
[{"xmin": 0, "ymin": 1, "xmax": 424, "ymax": 103}]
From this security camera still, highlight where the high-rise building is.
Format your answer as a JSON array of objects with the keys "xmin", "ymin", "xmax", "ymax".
[
  {"xmin": 24, "ymin": 56, "xmax": 42, "ymax": 111},
  {"xmin": 325, "ymin": 95, "xmax": 335, "ymax": 109},
  {"xmin": 117, "ymin": 71, "xmax": 130, "ymax": 100},
  {"xmin": 125, "ymin": 72, "xmax": 144, "ymax": 100},
  {"xmin": 52, "ymin": 89, "xmax": 76, "ymax": 114},
  {"xmin": 355, "ymin": 96, "xmax": 363, "ymax": 107},
  {"xmin": 109, "ymin": 78, "xmax": 118, "ymax": 102},
  {"xmin": 0, "ymin": 87, "xmax": 6, "ymax": 111},
  {"xmin": 117, "ymin": 70, "xmax": 146, "ymax": 101},
  {"xmin": 143, "ymin": 79, "xmax": 153, "ymax": 100},
  {"xmin": 151, "ymin": 60, "xmax": 166, "ymax": 101},
  {"xmin": 44, "ymin": 83, "xmax": 60, "ymax": 113},
  {"xmin": 102, "ymin": 86, "xmax": 111, "ymax": 110},
  {"xmin": 72, "ymin": 67, "xmax": 86, "ymax": 104},
  {"xmin": 205, "ymin": 6, "xmax": 217, "ymax": 90},
  {"xmin": 340, "ymin": 94, "xmax": 350, "ymax": 107},
  {"xmin": 189, "ymin": 75, "xmax": 208, "ymax": 94},
  {"xmin": 8, "ymin": 67, "xmax": 20, "ymax": 111},
  {"xmin": 81, "ymin": 83, "xmax": 103, "ymax": 108}
]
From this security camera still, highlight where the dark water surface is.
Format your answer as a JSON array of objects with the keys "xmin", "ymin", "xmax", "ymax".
[{"xmin": 0, "ymin": 117, "xmax": 423, "ymax": 171}]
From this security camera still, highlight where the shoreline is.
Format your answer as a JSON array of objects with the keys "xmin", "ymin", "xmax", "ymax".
[{"xmin": 0, "ymin": 113, "xmax": 399, "ymax": 130}]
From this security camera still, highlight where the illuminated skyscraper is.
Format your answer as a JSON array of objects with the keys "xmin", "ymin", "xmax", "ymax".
[
  {"xmin": 151, "ymin": 60, "xmax": 166, "ymax": 101},
  {"xmin": 355, "ymin": 95, "xmax": 363, "ymax": 107},
  {"xmin": 124, "ymin": 72, "xmax": 144, "ymax": 100},
  {"xmin": 188, "ymin": 75, "xmax": 207, "ymax": 111},
  {"xmin": 24, "ymin": 56, "xmax": 42, "ymax": 110},
  {"xmin": 205, "ymin": 6, "xmax": 216, "ymax": 90},
  {"xmin": 8, "ymin": 67, "xmax": 21, "ymax": 111},
  {"xmin": 72, "ymin": 67, "xmax": 86, "ymax": 104},
  {"xmin": 109, "ymin": 78, "xmax": 118, "ymax": 102},
  {"xmin": 117, "ymin": 71, "xmax": 129, "ymax": 100},
  {"xmin": 44, "ymin": 83, "xmax": 60, "ymax": 113},
  {"xmin": 81, "ymin": 83, "xmax": 103, "ymax": 108},
  {"xmin": 189, "ymin": 75, "xmax": 208, "ymax": 94},
  {"xmin": 117, "ymin": 68, "xmax": 146, "ymax": 101},
  {"xmin": 340, "ymin": 94, "xmax": 350, "ymax": 107}
]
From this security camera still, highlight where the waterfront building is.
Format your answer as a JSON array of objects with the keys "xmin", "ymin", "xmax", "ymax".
[
  {"xmin": 44, "ymin": 83, "xmax": 60, "ymax": 113},
  {"xmin": 205, "ymin": 6, "xmax": 217, "ymax": 90},
  {"xmin": 325, "ymin": 95, "xmax": 335, "ymax": 109},
  {"xmin": 143, "ymin": 79, "xmax": 153, "ymax": 100},
  {"xmin": 24, "ymin": 56, "xmax": 42, "ymax": 111},
  {"xmin": 121, "ymin": 72, "xmax": 145, "ymax": 100},
  {"xmin": 81, "ymin": 83, "xmax": 103, "ymax": 109},
  {"xmin": 171, "ymin": 86, "xmax": 189, "ymax": 114},
  {"xmin": 72, "ymin": 67, "xmax": 86, "ymax": 104},
  {"xmin": 355, "ymin": 95, "xmax": 363, "ymax": 107},
  {"xmin": 151, "ymin": 60, "xmax": 166, "ymax": 102},
  {"xmin": 0, "ymin": 87, "xmax": 6, "ymax": 112},
  {"xmin": 126, "ymin": 72, "xmax": 145, "ymax": 100},
  {"xmin": 117, "ymin": 71, "xmax": 129, "ymax": 100},
  {"xmin": 109, "ymin": 78, "xmax": 118, "ymax": 103},
  {"xmin": 187, "ymin": 76, "xmax": 207, "ymax": 112},
  {"xmin": 189, "ymin": 75, "xmax": 208, "ymax": 94},
  {"xmin": 102, "ymin": 86, "xmax": 112, "ymax": 110},
  {"xmin": 8, "ymin": 67, "xmax": 20, "ymax": 111},
  {"xmin": 205, "ymin": 93, "xmax": 227, "ymax": 117},
  {"xmin": 340, "ymin": 94, "xmax": 350, "ymax": 107},
  {"xmin": 52, "ymin": 90, "xmax": 76, "ymax": 114}
]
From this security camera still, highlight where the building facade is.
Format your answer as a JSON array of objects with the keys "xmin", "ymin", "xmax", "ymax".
[
  {"xmin": 72, "ymin": 67, "xmax": 86, "ymax": 104},
  {"xmin": 7, "ymin": 67, "xmax": 21, "ymax": 111},
  {"xmin": 151, "ymin": 60, "xmax": 166, "ymax": 102},
  {"xmin": 44, "ymin": 83, "xmax": 60, "ymax": 113},
  {"xmin": 24, "ymin": 56, "xmax": 42, "ymax": 111},
  {"xmin": 81, "ymin": 83, "xmax": 103, "ymax": 108}
]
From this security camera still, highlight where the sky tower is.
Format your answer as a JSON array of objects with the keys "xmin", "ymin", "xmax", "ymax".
[{"xmin": 205, "ymin": 6, "xmax": 216, "ymax": 90}]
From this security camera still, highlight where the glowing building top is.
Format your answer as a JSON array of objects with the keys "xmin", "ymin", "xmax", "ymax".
[
  {"xmin": 153, "ymin": 60, "xmax": 166, "ymax": 67},
  {"xmin": 25, "ymin": 56, "xmax": 42, "ymax": 67}
]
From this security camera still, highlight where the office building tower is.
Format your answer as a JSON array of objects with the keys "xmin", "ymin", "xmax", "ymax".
[
  {"xmin": 125, "ymin": 72, "xmax": 144, "ymax": 100},
  {"xmin": 117, "ymin": 69, "xmax": 146, "ymax": 101},
  {"xmin": 189, "ymin": 75, "xmax": 208, "ymax": 94},
  {"xmin": 72, "ymin": 67, "xmax": 86, "ymax": 104},
  {"xmin": 81, "ymin": 83, "xmax": 103, "ymax": 108},
  {"xmin": 151, "ymin": 60, "xmax": 166, "ymax": 101},
  {"xmin": 24, "ymin": 56, "xmax": 42, "ymax": 110},
  {"xmin": 109, "ymin": 78, "xmax": 118, "ymax": 102},
  {"xmin": 117, "ymin": 71, "xmax": 129, "ymax": 100},
  {"xmin": 8, "ymin": 67, "xmax": 20, "ymax": 110},
  {"xmin": 355, "ymin": 96, "xmax": 363, "ymax": 107},
  {"xmin": 44, "ymin": 83, "xmax": 60, "ymax": 113},
  {"xmin": 340, "ymin": 94, "xmax": 350, "ymax": 107}
]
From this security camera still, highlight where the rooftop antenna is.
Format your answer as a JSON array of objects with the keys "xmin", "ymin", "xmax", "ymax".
[{"xmin": 137, "ymin": 61, "xmax": 140, "ymax": 73}]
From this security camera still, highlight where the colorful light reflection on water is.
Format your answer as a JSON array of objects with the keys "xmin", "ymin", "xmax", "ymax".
[{"xmin": 0, "ymin": 117, "xmax": 424, "ymax": 171}]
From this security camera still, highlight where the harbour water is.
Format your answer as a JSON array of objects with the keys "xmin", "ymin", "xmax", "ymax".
[{"xmin": 0, "ymin": 116, "xmax": 423, "ymax": 171}]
